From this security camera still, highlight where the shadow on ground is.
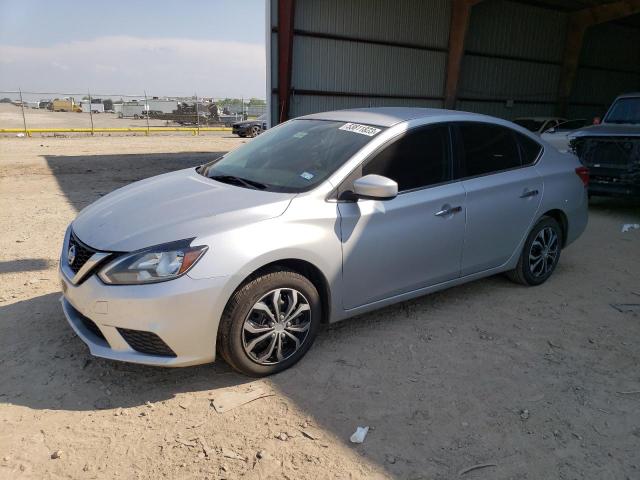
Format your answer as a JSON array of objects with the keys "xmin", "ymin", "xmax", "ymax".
[
  {"xmin": 44, "ymin": 151, "xmax": 225, "ymax": 212},
  {"xmin": 0, "ymin": 258, "xmax": 52, "ymax": 274}
]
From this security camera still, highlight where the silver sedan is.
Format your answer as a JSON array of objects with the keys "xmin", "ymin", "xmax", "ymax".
[{"xmin": 59, "ymin": 108, "xmax": 589, "ymax": 376}]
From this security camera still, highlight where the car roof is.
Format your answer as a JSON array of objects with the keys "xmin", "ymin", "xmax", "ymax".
[
  {"xmin": 615, "ymin": 92, "xmax": 640, "ymax": 99},
  {"xmin": 298, "ymin": 107, "xmax": 500, "ymax": 127}
]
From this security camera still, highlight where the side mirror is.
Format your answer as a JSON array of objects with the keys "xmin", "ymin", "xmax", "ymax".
[
  {"xmin": 544, "ymin": 127, "xmax": 556, "ymax": 134},
  {"xmin": 352, "ymin": 174, "xmax": 398, "ymax": 200}
]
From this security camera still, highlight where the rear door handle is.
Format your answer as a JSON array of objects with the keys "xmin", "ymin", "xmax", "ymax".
[
  {"xmin": 435, "ymin": 205, "xmax": 462, "ymax": 217},
  {"xmin": 520, "ymin": 189, "xmax": 539, "ymax": 198}
]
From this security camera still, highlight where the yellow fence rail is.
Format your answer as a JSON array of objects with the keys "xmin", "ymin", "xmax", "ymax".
[{"xmin": 0, "ymin": 127, "xmax": 232, "ymax": 136}]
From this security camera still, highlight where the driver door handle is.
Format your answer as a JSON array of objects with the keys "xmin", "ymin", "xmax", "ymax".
[
  {"xmin": 435, "ymin": 205, "xmax": 462, "ymax": 217},
  {"xmin": 520, "ymin": 189, "xmax": 539, "ymax": 198}
]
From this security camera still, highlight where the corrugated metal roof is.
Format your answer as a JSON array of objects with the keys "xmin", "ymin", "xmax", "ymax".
[
  {"xmin": 291, "ymin": 36, "xmax": 447, "ymax": 97},
  {"xmin": 294, "ymin": 0, "xmax": 451, "ymax": 49}
]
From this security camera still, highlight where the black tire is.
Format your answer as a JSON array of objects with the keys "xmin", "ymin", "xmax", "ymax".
[
  {"xmin": 249, "ymin": 125, "xmax": 261, "ymax": 138},
  {"xmin": 507, "ymin": 216, "xmax": 562, "ymax": 286},
  {"xmin": 217, "ymin": 268, "xmax": 321, "ymax": 376}
]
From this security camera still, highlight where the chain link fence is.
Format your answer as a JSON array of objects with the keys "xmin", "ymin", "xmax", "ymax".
[{"xmin": 0, "ymin": 90, "xmax": 267, "ymax": 136}]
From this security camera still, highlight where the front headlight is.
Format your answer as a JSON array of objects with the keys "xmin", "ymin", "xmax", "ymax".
[{"xmin": 98, "ymin": 240, "xmax": 208, "ymax": 285}]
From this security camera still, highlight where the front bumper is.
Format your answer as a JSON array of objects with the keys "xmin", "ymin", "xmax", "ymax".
[
  {"xmin": 59, "ymin": 267, "xmax": 230, "ymax": 367},
  {"xmin": 232, "ymin": 124, "xmax": 249, "ymax": 136}
]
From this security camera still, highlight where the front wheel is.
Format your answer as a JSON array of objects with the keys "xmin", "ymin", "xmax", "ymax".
[
  {"xmin": 217, "ymin": 269, "xmax": 321, "ymax": 376},
  {"xmin": 507, "ymin": 216, "xmax": 562, "ymax": 286}
]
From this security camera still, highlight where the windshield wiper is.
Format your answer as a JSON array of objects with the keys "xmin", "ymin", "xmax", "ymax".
[{"xmin": 210, "ymin": 175, "xmax": 267, "ymax": 190}]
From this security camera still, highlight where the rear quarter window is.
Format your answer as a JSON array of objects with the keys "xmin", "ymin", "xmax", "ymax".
[{"xmin": 515, "ymin": 133, "xmax": 543, "ymax": 165}]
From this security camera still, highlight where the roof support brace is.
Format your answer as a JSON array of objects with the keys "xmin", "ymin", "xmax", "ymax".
[
  {"xmin": 278, "ymin": 0, "xmax": 296, "ymax": 123},
  {"xmin": 444, "ymin": 0, "xmax": 484, "ymax": 110},
  {"xmin": 557, "ymin": 0, "xmax": 640, "ymax": 116}
]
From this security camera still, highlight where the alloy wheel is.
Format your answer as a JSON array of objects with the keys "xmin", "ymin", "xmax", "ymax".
[
  {"xmin": 528, "ymin": 226, "xmax": 559, "ymax": 278},
  {"xmin": 242, "ymin": 288, "xmax": 311, "ymax": 365}
]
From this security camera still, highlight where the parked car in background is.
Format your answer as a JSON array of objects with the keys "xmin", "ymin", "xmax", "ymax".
[
  {"xmin": 232, "ymin": 114, "xmax": 267, "ymax": 137},
  {"xmin": 541, "ymin": 119, "xmax": 589, "ymax": 151},
  {"xmin": 569, "ymin": 93, "xmax": 640, "ymax": 198},
  {"xmin": 513, "ymin": 117, "xmax": 567, "ymax": 135},
  {"xmin": 59, "ymin": 108, "xmax": 588, "ymax": 376}
]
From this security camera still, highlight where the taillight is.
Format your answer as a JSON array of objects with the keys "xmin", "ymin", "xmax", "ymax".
[{"xmin": 575, "ymin": 166, "xmax": 589, "ymax": 187}]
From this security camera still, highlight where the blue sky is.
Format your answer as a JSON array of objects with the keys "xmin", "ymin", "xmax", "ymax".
[{"xmin": 0, "ymin": 0, "xmax": 267, "ymax": 98}]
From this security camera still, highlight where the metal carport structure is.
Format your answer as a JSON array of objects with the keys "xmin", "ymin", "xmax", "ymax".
[{"xmin": 266, "ymin": 0, "xmax": 640, "ymax": 126}]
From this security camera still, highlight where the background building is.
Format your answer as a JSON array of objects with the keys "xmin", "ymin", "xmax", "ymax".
[{"xmin": 267, "ymin": 0, "xmax": 640, "ymax": 126}]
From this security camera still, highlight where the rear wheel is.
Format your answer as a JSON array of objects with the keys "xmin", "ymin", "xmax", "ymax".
[
  {"xmin": 217, "ymin": 269, "xmax": 321, "ymax": 376},
  {"xmin": 507, "ymin": 216, "xmax": 562, "ymax": 286}
]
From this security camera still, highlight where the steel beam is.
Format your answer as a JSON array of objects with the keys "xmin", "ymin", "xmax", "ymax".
[
  {"xmin": 557, "ymin": 0, "xmax": 640, "ymax": 116},
  {"xmin": 444, "ymin": 0, "xmax": 483, "ymax": 110},
  {"xmin": 277, "ymin": 0, "xmax": 296, "ymax": 123}
]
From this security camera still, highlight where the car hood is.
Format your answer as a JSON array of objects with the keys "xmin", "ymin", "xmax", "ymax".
[
  {"xmin": 570, "ymin": 124, "xmax": 640, "ymax": 138},
  {"xmin": 72, "ymin": 168, "xmax": 295, "ymax": 252},
  {"xmin": 233, "ymin": 120, "xmax": 258, "ymax": 127}
]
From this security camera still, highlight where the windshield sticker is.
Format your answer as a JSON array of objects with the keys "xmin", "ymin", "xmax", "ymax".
[
  {"xmin": 339, "ymin": 123, "xmax": 381, "ymax": 136},
  {"xmin": 300, "ymin": 171, "xmax": 314, "ymax": 181},
  {"xmin": 293, "ymin": 131, "xmax": 308, "ymax": 139}
]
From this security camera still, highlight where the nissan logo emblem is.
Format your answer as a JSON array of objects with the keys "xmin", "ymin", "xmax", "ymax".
[{"xmin": 67, "ymin": 245, "xmax": 76, "ymax": 266}]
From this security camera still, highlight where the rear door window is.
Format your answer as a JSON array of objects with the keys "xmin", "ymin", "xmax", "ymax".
[
  {"xmin": 456, "ymin": 123, "xmax": 521, "ymax": 178},
  {"xmin": 362, "ymin": 125, "xmax": 451, "ymax": 192}
]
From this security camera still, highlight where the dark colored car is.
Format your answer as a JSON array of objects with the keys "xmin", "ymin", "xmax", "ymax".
[
  {"xmin": 232, "ymin": 114, "xmax": 267, "ymax": 137},
  {"xmin": 569, "ymin": 93, "xmax": 640, "ymax": 198}
]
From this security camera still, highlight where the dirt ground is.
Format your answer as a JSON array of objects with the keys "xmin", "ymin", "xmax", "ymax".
[{"xmin": 1, "ymin": 134, "xmax": 639, "ymax": 480}]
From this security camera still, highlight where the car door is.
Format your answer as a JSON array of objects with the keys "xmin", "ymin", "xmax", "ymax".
[
  {"xmin": 337, "ymin": 124, "xmax": 466, "ymax": 310},
  {"xmin": 454, "ymin": 122, "xmax": 543, "ymax": 276}
]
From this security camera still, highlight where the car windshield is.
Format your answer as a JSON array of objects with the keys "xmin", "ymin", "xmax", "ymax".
[
  {"xmin": 513, "ymin": 119, "xmax": 545, "ymax": 132},
  {"xmin": 604, "ymin": 97, "xmax": 640, "ymax": 124},
  {"xmin": 201, "ymin": 119, "xmax": 383, "ymax": 192}
]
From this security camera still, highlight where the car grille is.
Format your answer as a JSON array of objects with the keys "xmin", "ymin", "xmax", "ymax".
[
  {"xmin": 579, "ymin": 137, "xmax": 639, "ymax": 168},
  {"xmin": 68, "ymin": 233, "xmax": 98, "ymax": 274},
  {"xmin": 117, "ymin": 328, "xmax": 177, "ymax": 357}
]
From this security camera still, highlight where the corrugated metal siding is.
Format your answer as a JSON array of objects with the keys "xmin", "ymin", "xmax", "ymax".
[
  {"xmin": 456, "ymin": 100, "xmax": 555, "ymax": 120},
  {"xmin": 291, "ymin": 36, "xmax": 447, "ymax": 97},
  {"xmin": 466, "ymin": 0, "xmax": 567, "ymax": 63},
  {"xmin": 294, "ymin": 0, "xmax": 450, "ymax": 49},
  {"xmin": 580, "ymin": 23, "xmax": 640, "ymax": 70},
  {"xmin": 571, "ymin": 68, "xmax": 639, "ymax": 105},
  {"xmin": 458, "ymin": 55, "xmax": 560, "ymax": 102},
  {"xmin": 289, "ymin": 95, "xmax": 442, "ymax": 119},
  {"xmin": 570, "ymin": 23, "xmax": 640, "ymax": 119}
]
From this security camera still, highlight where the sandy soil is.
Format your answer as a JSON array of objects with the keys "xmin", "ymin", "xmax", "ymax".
[{"xmin": 1, "ymin": 134, "xmax": 639, "ymax": 480}]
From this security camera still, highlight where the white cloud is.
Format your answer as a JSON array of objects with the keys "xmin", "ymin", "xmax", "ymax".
[{"xmin": 0, "ymin": 35, "xmax": 266, "ymax": 98}]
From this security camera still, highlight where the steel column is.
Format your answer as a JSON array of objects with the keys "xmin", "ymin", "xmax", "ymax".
[
  {"xmin": 444, "ymin": 0, "xmax": 483, "ymax": 110},
  {"xmin": 277, "ymin": 0, "xmax": 296, "ymax": 123}
]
